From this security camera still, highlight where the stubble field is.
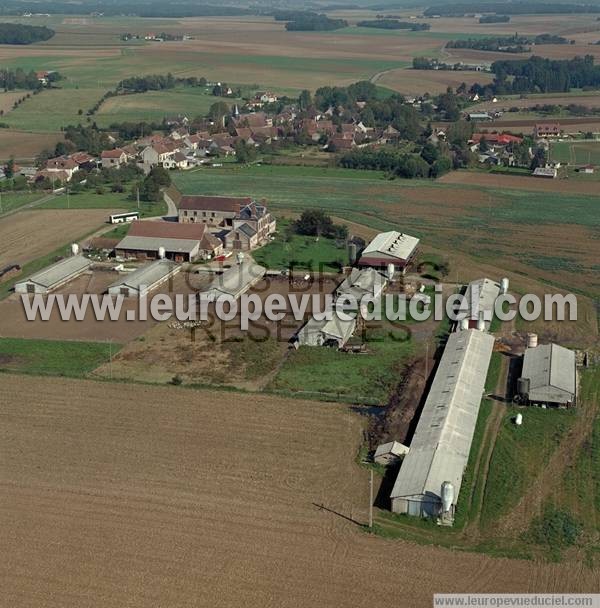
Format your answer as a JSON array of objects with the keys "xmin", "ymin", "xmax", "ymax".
[{"xmin": 1, "ymin": 374, "xmax": 599, "ymax": 607}]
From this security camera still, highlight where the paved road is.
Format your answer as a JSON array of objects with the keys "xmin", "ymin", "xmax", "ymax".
[{"xmin": 162, "ymin": 191, "xmax": 178, "ymax": 218}]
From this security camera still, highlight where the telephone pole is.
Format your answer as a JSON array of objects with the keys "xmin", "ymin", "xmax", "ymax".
[{"xmin": 368, "ymin": 469, "xmax": 374, "ymax": 529}]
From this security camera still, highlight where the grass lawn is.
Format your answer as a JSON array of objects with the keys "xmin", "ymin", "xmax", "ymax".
[
  {"xmin": 253, "ymin": 220, "xmax": 349, "ymax": 272},
  {"xmin": 0, "ymin": 337, "xmax": 121, "ymax": 377},
  {"xmin": 0, "ymin": 191, "xmax": 46, "ymax": 215},
  {"xmin": 480, "ymin": 406, "xmax": 575, "ymax": 528},
  {"xmin": 40, "ymin": 190, "xmax": 167, "ymax": 217},
  {"xmin": 550, "ymin": 140, "xmax": 600, "ymax": 165},
  {"xmin": 268, "ymin": 326, "xmax": 414, "ymax": 405}
]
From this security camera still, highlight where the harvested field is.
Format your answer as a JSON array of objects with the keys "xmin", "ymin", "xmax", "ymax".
[
  {"xmin": 476, "ymin": 117, "xmax": 600, "ymax": 134},
  {"xmin": 0, "ymin": 129, "xmax": 64, "ymax": 162},
  {"xmin": 0, "ymin": 209, "xmax": 109, "ymax": 269},
  {"xmin": 376, "ymin": 67, "xmax": 494, "ymax": 95},
  {"xmin": 1, "ymin": 374, "xmax": 599, "ymax": 607},
  {"xmin": 470, "ymin": 91, "xmax": 600, "ymax": 113},
  {"xmin": 0, "ymin": 91, "xmax": 23, "ymax": 114}
]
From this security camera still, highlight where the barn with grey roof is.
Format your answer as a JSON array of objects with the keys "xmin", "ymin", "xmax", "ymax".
[
  {"xmin": 518, "ymin": 343, "xmax": 577, "ymax": 407},
  {"xmin": 108, "ymin": 259, "xmax": 180, "ymax": 298},
  {"xmin": 15, "ymin": 255, "xmax": 92, "ymax": 294},
  {"xmin": 390, "ymin": 329, "xmax": 495, "ymax": 521}
]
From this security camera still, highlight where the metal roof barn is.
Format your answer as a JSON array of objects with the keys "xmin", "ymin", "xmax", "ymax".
[
  {"xmin": 295, "ymin": 313, "xmax": 357, "ymax": 348},
  {"xmin": 455, "ymin": 278, "xmax": 501, "ymax": 331},
  {"xmin": 116, "ymin": 236, "xmax": 201, "ymax": 262},
  {"xmin": 390, "ymin": 329, "xmax": 495, "ymax": 520},
  {"xmin": 202, "ymin": 262, "xmax": 266, "ymax": 300},
  {"xmin": 520, "ymin": 343, "xmax": 577, "ymax": 406},
  {"xmin": 108, "ymin": 260, "xmax": 180, "ymax": 298},
  {"xmin": 335, "ymin": 268, "xmax": 387, "ymax": 304},
  {"xmin": 374, "ymin": 441, "xmax": 410, "ymax": 466},
  {"xmin": 15, "ymin": 255, "xmax": 92, "ymax": 294},
  {"xmin": 358, "ymin": 231, "xmax": 419, "ymax": 271}
]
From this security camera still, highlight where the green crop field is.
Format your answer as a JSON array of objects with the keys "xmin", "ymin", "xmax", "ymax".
[
  {"xmin": 0, "ymin": 337, "xmax": 121, "ymax": 377},
  {"xmin": 551, "ymin": 140, "xmax": 600, "ymax": 166},
  {"xmin": 0, "ymin": 192, "xmax": 46, "ymax": 215}
]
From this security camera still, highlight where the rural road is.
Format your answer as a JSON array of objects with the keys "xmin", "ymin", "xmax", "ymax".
[{"xmin": 162, "ymin": 191, "xmax": 178, "ymax": 218}]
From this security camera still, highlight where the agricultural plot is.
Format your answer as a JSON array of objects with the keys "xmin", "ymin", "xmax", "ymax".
[
  {"xmin": 2, "ymin": 374, "xmax": 599, "ymax": 608},
  {"xmin": 0, "ymin": 129, "xmax": 64, "ymax": 162},
  {"xmin": 550, "ymin": 140, "xmax": 600, "ymax": 166}
]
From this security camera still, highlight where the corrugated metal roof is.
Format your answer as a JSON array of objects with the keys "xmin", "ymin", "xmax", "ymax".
[
  {"xmin": 109, "ymin": 260, "xmax": 179, "ymax": 291},
  {"xmin": 18, "ymin": 255, "xmax": 91, "ymax": 289},
  {"xmin": 390, "ymin": 329, "xmax": 495, "ymax": 505},
  {"xmin": 361, "ymin": 231, "xmax": 419, "ymax": 263},
  {"xmin": 521, "ymin": 343, "xmax": 576, "ymax": 404},
  {"xmin": 336, "ymin": 268, "xmax": 387, "ymax": 302},
  {"xmin": 456, "ymin": 278, "xmax": 500, "ymax": 329},
  {"xmin": 296, "ymin": 313, "xmax": 356, "ymax": 346},
  {"xmin": 203, "ymin": 262, "xmax": 265, "ymax": 299},
  {"xmin": 116, "ymin": 235, "xmax": 199, "ymax": 254}
]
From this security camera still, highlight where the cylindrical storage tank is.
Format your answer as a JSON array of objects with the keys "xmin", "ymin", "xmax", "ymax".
[
  {"xmin": 527, "ymin": 333, "xmax": 538, "ymax": 348},
  {"xmin": 477, "ymin": 315, "xmax": 486, "ymax": 331},
  {"xmin": 71, "ymin": 243, "xmax": 80, "ymax": 256},
  {"xmin": 158, "ymin": 246, "xmax": 166, "ymax": 259},
  {"xmin": 517, "ymin": 377, "xmax": 530, "ymax": 397},
  {"xmin": 348, "ymin": 243, "xmax": 358, "ymax": 265},
  {"xmin": 500, "ymin": 277, "xmax": 509, "ymax": 295},
  {"xmin": 387, "ymin": 263, "xmax": 395, "ymax": 281},
  {"xmin": 236, "ymin": 252, "xmax": 245, "ymax": 265},
  {"xmin": 515, "ymin": 413, "xmax": 523, "ymax": 426},
  {"xmin": 441, "ymin": 481, "xmax": 454, "ymax": 513},
  {"xmin": 460, "ymin": 318, "xmax": 469, "ymax": 331}
]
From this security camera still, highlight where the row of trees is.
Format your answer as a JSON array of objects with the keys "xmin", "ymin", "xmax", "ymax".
[
  {"xmin": 0, "ymin": 67, "xmax": 60, "ymax": 90},
  {"xmin": 285, "ymin": 13, "xmax": 348, "ymax": 31},
  {"xmin": 356, "ymin": 19, "xmax": 430, "ymax": 31},
  {"xmin": 447, "ymin": 34, "xmax": 571, "ymax": 53}
]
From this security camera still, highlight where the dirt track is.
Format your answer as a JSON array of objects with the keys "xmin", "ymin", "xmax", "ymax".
[{"xmin": 1, "ymin": 375, "xmax": 599, "ymax": 607}]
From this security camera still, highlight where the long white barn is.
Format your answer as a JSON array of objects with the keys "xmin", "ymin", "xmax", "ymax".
[{"xmin": 390, "ymin": 329, "xmax": 495, "ymax": 520}]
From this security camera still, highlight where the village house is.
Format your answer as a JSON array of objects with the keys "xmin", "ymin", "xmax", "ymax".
[
  {"xmin": 533, "ymin": 123, "xmax": 562, "ymax": 139},
  {"xmin": 101, "ymin": 148, "xmax": 128, "ymax": 169}
]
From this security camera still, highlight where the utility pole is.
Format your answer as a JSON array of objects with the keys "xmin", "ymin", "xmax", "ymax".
[
  {"xmin": 368, "ymin": 469, "xmax": 374, "ymax": 529},
  {"xmin": 136, "ymin": 186, "xmax": 140, "ymax": 210},
  {"xmin": 66, "ymin": 185, "xmax": 70, "ymax": 209}
]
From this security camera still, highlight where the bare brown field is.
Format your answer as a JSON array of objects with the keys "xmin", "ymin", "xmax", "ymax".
[
  {"xmin": 0, "ymin": 91, "xmax": 22, "ymax": 114},
  {"xmin": 0, "ymin": 129, "xmax": 64, "ymax": 161},
  {"xmin": 1, "ymin": 374, "xmax": 599, "ymax": 607},
  {"xmin": 377, "ymin": 68, "xmax": 494, "ymax": 95},
  {"xmin": 0, "ymin": 209, "xmax": 109, "ymax": 268}
]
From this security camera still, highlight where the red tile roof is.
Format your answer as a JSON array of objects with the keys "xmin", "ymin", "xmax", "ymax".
[{"xmin": 101, "ymin": 148, "xmax": 126, "ymax": 159}]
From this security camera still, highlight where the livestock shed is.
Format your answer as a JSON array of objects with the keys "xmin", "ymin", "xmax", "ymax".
[
  {"xmin": 15, "ymin": 255, "xmax": 91, "ymax": 294},
  {"xmin": 374, "ymin": 441, "xmax": 410, "ymax": 466},
  {"xmin": 390, "ymin": 329, "xmax": 495, "ymax": 522},
  {"xmin": 335, "ymin": 267, "xmax": 387, "ymax": 304},
  {"xmin": 115, "ymin": 221, "xmax": 222, "ymax": 262},
  {"xmin": 293, "ymin": 313, "xmax": 357, "ymax": 348},
  {"xmin": 357, "ymin": 231, "xmax": 419, "ymax": 273},
  {"xmin": 202, "ymin": 262, "xmax": 266, "ymax": 300},
  {"xmin": 108, "ymin": 259, "xmax": 180, "ymax": 298},
  {"xmin": 518, "ymin": 343, "xmax": 577, "ymax": 407},
  {"xmin": 455, "ymin": 278, "xmax": 501, "ymax": 331}
]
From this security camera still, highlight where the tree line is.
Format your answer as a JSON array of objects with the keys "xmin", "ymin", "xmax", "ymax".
[
  {"xmin": 284, "ymin": 13, "xmax": 348, "ymax": 31},
  {"xmin": 424, "ymin": 2, "xmax": 600, "ymax": 16},
  {"xmin": 356, "ymin": 19, "xmax": 430, "ymax": 31},
  {"xmin": 446, "ymin": 34, "xmax": 571, "ymax": 54},
  {"xmin": 0, "ymin": 23, "xmax": 54, "ymax": 44},
  {"xmin": 0, "ymin": 67, "xmax": 61, "ymax": 90}
]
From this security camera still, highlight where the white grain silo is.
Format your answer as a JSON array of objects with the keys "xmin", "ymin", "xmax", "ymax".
[
  {"xmin": 527, "ymin": 333, "xmax": 538, "ymax": 348},
  {"xmin": 236, "ymin": 252, "xmax": 245, "ymax": 265},
  {"xmin": 477, "ymin": 314, "xmax": 486, "ymax": 331},
  {"xmin": 441, "ymin": 481, "xmax": 454, "ymax": 513},
  {"xmin": 460, "ymin": 318, "xmax": 469, "ymax": 331},
  {"xmin": 387, "ymin": 263, "xmax": 395, "ymax": 281},
  {"xmin": 158, "ymin": 246, "xmax": 166, "ymax": 260},
  {"xmin": 500, "ymin": 277, "xmax": 509, "ymax": 295},
  {"xmin": 70, "ymin": 243, "xmax": 80, "ymax": 256}
]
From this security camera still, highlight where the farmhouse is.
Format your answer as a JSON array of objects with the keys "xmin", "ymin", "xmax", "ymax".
[
  {"xmin": 358, "ymin": 231, "xmax": 420, "ymax": 273},
  {"xmin": 533, "ymin": 123, "xmax": 562, "ymax": 138},
  {"xmin": 518, "ymin": 343, "xmax": 577, "ymax": 407},
  {"xmin": 390, "ymin": 329, "xmax": 495, "ymax": 521},
  {"xmin": 179, "ymin": 195, "xmax": 276, "ymax": 249},
  {"xmin": 14, "ymin": 255, "xmax": 91, "ymax": 294},
  {"xmin": 202, "ymin": 262, "xmax": 266, "ymax": 300},
  {"xmin": 115, "ymin": 221, "xmax": 222, "ymax": 262},
  {"xmin": 294, "ymin": 313, "xmax": 357, "ymax": 348},
  {"xmin": 108, "ymin": 259, "xmax": 180, "ymax": 298}
]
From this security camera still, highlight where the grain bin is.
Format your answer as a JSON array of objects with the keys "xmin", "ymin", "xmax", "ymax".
[
  {"xmin": 515, "ymin": 413, "xmax": 523, "ymax": 426},
  {"xmin": 500, "ymin": 277, "xmax": 509, "ymax": 294},
  {"xmin": 527, "ymin": 333, "xmax": 538, "ymax": 348},
  {"xmin": 441, "ymin": 481, "xmax": 455, "ymax": 513}
]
